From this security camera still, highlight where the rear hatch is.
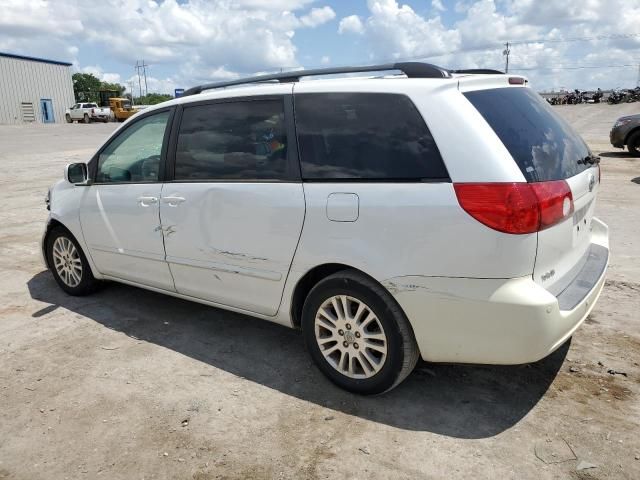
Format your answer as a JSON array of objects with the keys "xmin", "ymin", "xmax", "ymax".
[{"xmin": 463, "ymin": 86, "xmax": 600, "ymax": 297}]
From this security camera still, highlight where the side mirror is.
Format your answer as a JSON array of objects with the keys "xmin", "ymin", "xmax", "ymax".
[{"xmin": 65, "ymin": 163, "xmax": 90, "ymax": 185}]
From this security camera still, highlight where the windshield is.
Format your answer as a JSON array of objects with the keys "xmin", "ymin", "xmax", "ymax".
[{"xmin": 464, "ymin": 87, "xmax": 591, "ymax": 182}]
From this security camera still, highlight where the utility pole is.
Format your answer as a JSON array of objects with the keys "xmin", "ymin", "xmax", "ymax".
[
  {"xmin": 127, "ymin": 81, "xmax": 135, "ymax": 105},
  {"xmin": 503, "ymin": 42, "xmax": 511, "ymax": 73},
  {"xmin": 637, "ymin": 62, "xmax": 640, "ymax": 87},
  {"xmin": 142, "ymin": 59, "xmax": 149, "ymax": 96},
  {"xmin": 134, "ymin": 61, "xmax": 142, "ymax": 99}
]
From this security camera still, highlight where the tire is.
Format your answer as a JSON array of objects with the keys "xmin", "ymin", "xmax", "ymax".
[
  {"xmin": 46, "ymin": 226, "xmax": 100, "ymax": 296},
  {"xmin": 83, "ymin": 113, "xmax": 90, "ymax": 124},
  {"xmin": 627, "ymin": 131, "xmax": 640, "ymax": 157},
  {"xmin": 301, "ymin": 270, "xmax": 419, "ymax": 395},
  {"xmin": 65, "ymin": 114, "xmax": 72, "ymax": 123}
]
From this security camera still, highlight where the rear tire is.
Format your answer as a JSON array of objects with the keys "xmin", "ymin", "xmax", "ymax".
[
  {"xmin": 627, "ymin": 131, "xmax": 640, "ymax": 157},
  {"xmin": 301, "ymin": 270, "xmax": 419, "ymax": 395},
  {"xmin": 46, "ymin": 227, "xmax": 100, "ymax": 296},
  {"xmin": 83, "ymin": 113, "xmax": 90, "ymax": 124}
]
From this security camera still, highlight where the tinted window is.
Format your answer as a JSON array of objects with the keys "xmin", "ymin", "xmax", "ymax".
[
  {"xmin": 464, "ymin": 87, "xmax": 591, "ymax": 182},
  {"xmin": 175, "ymin": 100, "xmax": 289, "ymax": 181},
  {"xmin": 295, "ymin": 93, "xmax": 447, "ymax": 180},
  {"xmin": 96, "ymin": 111, "xmax": 170, "ymax": 183}
]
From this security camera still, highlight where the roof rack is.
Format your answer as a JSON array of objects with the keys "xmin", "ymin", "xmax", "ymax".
[
  {"xmin": 183, "ymin": 62, "xmax": 452, "ymax": 96},
  {"xmin": 451, "ymin": 69, "xmax": 504, "ymax": 75}
]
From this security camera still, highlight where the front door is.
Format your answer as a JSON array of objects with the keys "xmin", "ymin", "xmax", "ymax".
[
  {"xmin": 80, "ymin": 109, "xmax": 175, "ymax": 290},
  {"xmin": 40, "ymin": 99, "xmax": 54, "ymax": 123},
  {"xmin": 160, "ymin": 94, "xmax": 305, "ymax": 316}
]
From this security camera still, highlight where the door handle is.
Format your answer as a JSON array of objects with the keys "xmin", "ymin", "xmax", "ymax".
[
  {"xmin": 138, "ymin": 195, "xmax": 158, "ymax": 207},
  {"xmin": 162, "ymin": 195, "xmax": 186, "ymax": 206}
]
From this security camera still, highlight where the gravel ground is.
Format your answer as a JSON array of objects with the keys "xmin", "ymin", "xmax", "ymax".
[{"xmin": 0, "ymin": 103, "xmax": 639, "ymax": 480}]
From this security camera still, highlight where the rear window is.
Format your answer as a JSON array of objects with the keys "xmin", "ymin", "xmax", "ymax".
[
  {"xmin": 464, "ymin": 87, "xmax": 590, "ymax": 182},
  {"xmin": 295, "ymin": 93, "xmax": 448, "ymax": 181}
]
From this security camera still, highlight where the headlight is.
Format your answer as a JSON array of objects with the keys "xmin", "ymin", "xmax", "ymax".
[{"xmin": 45, "ymin": 188, "xmax": 51, "ymax": 210}]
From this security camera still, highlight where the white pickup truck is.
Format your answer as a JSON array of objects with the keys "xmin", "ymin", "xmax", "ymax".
[{"xmin": 65, "ymin": 103, "xmax": 111, "ymax": 123}]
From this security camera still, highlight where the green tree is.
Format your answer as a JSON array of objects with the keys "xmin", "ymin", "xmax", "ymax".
[
  {"xmin": 100, "ymin": 81, "xmax": 125, "ymax": 96},
  {"xmin": 136, "ymin": 93, "xmax": 174, "ymax": 105},
  {"xmin": 72, "ymin": 73, "xmax": 101, "ymax": 102}
]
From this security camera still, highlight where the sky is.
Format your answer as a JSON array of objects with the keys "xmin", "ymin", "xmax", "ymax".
[{"xmin": 1, "ymin": 0, "xmax": 640, "ymax": 94}]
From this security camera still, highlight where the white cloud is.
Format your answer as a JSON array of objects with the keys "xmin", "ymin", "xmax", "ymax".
[
  {"xmin": 80, "ymin": 65, "xmax": 122, "ymax": 84},
  {"xmin": 0, "ymin": 0, "xmax": 338, "ymax": 91},
  {"xmin": 335, "ymin": 0, "xmax": 640, "ymax": 90},
  {"xmin": 300, "ymin": 6, "xmax": 336, "ymax": 27},
  {"xmin": 1, "ymin": 0, "xmax": 639, "ymax": 93},
  {"xmin": 338, "ymin": 15, "xmax": 365, "ymax": 35},
  {"xmin": 431, "ymin": 0, "xmax": 446, "ymax": 12},
  {"xmin": 320, "ymin": 55, "xmax": 331, "ymax": 65}
]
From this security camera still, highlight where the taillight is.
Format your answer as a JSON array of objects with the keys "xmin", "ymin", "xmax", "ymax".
[{"xmin": 454, "ymin": 181, "xmax": 574, "ymax": 234}]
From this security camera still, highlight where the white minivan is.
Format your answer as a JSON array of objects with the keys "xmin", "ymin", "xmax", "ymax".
[{"xmin": 43, "ymin": 63, "xmax": 609, "ymax": 394}]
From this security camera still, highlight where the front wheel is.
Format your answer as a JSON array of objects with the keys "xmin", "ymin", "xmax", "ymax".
[
  {"xmin": 627, "ymin": 131, "xmax": 640, "ymax": 157},
  {"xmin": 46, "ymin": 227, "xmax": 100, "ymax": 295},
  {"xmin": 302, "ymin": 270, "xmax": 419, "ymax": 394},
  {"xmin": 65, "ymin": 114, "xmax": 72, "ymax": 123}
]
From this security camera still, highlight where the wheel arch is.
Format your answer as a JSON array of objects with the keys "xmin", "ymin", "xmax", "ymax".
[
  {"xmin": 289, "ymin": 263, "xmax": 402, "ymax": 329},
  {"xmin": 624, "ymin": 126, "xmax": 640, "ymax": 145},
  {"xmin": 42, "ymin": 218, "xmax": 68, "ymax": 269}
]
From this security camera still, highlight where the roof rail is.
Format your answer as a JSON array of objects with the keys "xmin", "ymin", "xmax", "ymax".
[
  {"xmin": 451, "ymin": 69, "xmax": 504, "ymax": 75},
  {"xmin": 183, "ymin": 62, "xmax": 451, "ymax": 96}
]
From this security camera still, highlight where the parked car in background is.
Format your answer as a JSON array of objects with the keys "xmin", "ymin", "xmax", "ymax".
[
  {"xmin": 43, "ymin": 63, "xmax": 608, "ymax": 394},
  {"xmin": 610, "ymin": 114, "xmax": 640, "ymax": 156},
  {"xmin": 65, "ymin": 103, "xmax": 111, "ymax": 123}
]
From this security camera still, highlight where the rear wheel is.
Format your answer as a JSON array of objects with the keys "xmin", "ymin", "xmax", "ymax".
[
  {"xmin": 627, "ymin": 131, "xmax": 640, "ymax": 157},
  {"xmin": 46, "ymin": 227, "xmax": 100, "ymax": 296},
  {"xmin": 83, "ymin": 113, "xmax": 90, "ymax": 124},
  {"xmin": 302, "ymin": 270, "xmax": 419, "ymax": 394}
]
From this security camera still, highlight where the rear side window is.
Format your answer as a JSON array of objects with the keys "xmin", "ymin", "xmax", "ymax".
[
  {"xmin": 175, "ymin": 99, "xmax": 289, "ymax": 181},
  {"xmin": 295, "ymin": 93, "xmax": 448, "ymax": 181},
  {"xmin": 464, "ymin": 87, "xmax": 590, "ymax": 182}
]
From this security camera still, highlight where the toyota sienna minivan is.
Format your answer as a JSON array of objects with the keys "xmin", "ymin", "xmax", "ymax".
[{"xmin": 42, "ymin": 62, "xmax": 609, "ymax": 394}]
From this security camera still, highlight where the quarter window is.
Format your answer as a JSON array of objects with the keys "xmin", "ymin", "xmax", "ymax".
[
  {"xmin": 295, "ymin": 93, "xmax": 448, "ymax": 181},
  {"xmin": 96, "ymin": 111, "xmax": 170, "ymax": 183},
  {"xmin": 175, "ymin": 99, "xmax": 289, "ymax": 181}
]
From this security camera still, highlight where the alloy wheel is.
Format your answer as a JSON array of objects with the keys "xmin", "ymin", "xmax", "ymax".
[
  {"xmin": 314, "ymin": 295, "xmax": 387, "ymax": 379},
  {"xmin": 52, "ymin": 236, "xmax": 83, "ymax": 287}
]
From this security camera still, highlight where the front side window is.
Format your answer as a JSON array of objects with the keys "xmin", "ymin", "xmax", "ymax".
[
  {"xmin": 174, "ymin": 99, "xmax": 289, "ymax": 181},
  {"xmin": 295, "ymin": 93, "xmax": 448, "ymax": 181},
  {"xmin": 96, "ymin": 111, "xmax": 170, "ymax": 183}
]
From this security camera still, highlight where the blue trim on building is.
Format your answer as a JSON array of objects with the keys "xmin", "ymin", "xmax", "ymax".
[{"xmin": 0, "ymin": 51, "xmax": 72, "ymax": 67}]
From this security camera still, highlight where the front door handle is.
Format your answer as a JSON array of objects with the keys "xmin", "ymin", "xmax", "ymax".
[
  {"xmin": 162, "ymin": 195, "xmax": 186, "ymax": 206},
  {"xmin": 138, "ymin": 195, "xmax": 158, "ymax": 207}
]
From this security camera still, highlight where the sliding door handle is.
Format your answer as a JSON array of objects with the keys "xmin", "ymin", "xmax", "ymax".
[{"xmin": 162, "ymin": 195, "xmax": 186, "ymax": 206}]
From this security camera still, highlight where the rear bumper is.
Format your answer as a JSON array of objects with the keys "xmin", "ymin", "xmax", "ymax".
[{"xmin": 385, "ymin": 217, "xmax": 609, "ymax": 364}]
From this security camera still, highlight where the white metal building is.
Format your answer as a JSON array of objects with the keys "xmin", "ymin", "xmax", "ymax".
[{"xmin": 0, "ymin": 52, "xmax": 75, "ymax": 125}]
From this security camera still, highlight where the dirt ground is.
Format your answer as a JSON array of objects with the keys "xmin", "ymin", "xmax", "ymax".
[{"xmin": 0, "ymin": 103, "xmax": 639, "ymax": 480}]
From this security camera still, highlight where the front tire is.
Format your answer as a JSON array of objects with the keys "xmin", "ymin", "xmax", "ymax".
[
  {"xmin": 46, "ymin": 227, "xmax": 99, "ymax": 296},
  {"xmin": 65, "ymin": 114, "xmax": 72, "ymax": 123},
  {"xmin": 302, "ymin": 270, "xmax": 419, "ymax": 395},
  {"xmin": 627, "ymin": 131, "xmax": 640, "ymax": 157}
]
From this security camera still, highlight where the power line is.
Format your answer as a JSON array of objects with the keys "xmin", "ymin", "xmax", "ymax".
[{"xmin": 510, "ymin": 64, "xmax": 638, "ymax": 71}]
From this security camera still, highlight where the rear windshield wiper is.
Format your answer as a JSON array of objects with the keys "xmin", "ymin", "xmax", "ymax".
[{"xmin": 578, "ymin": 155, "xmax": 600, "ymax": 165}]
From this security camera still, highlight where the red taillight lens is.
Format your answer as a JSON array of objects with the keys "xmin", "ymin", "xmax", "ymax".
[
  {"xmin": 454, "ymin": 181, "xmax": 573, "ymax": 234},
  {"xmin": 530, "ymin": 180, "xmax": 574, "ymax": 229}
]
